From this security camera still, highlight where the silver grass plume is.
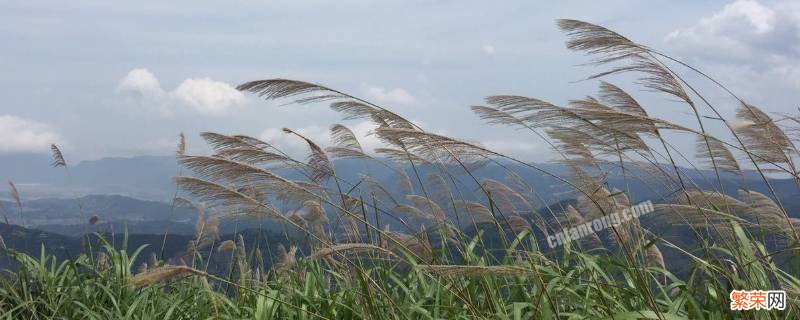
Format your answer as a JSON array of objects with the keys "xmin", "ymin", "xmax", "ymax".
[
  {"xmin": 557, "ymin": 19, "xmax": 646, "ymax": 64},
  {"xmin": 570, "ymin": 97, "xmax": 659, "ymax": 140},
  {"xmin": 216, "ymin": 240, "xmax": 235, "ymax": 252},
  {"xmin": 8, "ymin": 181, "xmax": 21, "ymax": 213},
  {"xmin": 483, "ymin": 95, "xmax": 650, "ymax": 153},
  {"xmin": 426, "ymin": 172, "xmax": 452, "ymax": 206},
  {"xmin": 176, "ymin": 155, "xmax": 313, "ymax": 218},
  {"xmin": 374, "ymin": 148, "xmax": 431, "ymax": 165},
  {"xmin": 406, "ymin": 194, "xmax": 446, "ymax": 222},
  {"xmin": 589, "ymin": 55, "xmax": 694, "ymax": 108},
  {"xmin": 129, "ymin": 265, "xmax": 206, "ymax": 288},
  {"xmin": 374, "ymin": 127, "xmax": 491, "ymax": 168},
  {"xmin": 695, "ymin": 135, "xmax": 740, "ymax": 173},
  {"xmin": 360, "ymin": 174, "xmax": 400, "ymax": 204},
  {"xmin": 738, "ymin": 189, "xmax": 784, "ymax": 220},
  {"xmin": 645, "ymin": 244, "xmax": 665, "ymax": 270},
  {"xmin": 302, "ymin": 200, "xmax": 329, "ymax": 226},
  {"xmin": 201, "ymin": 132, "xmax": 294, "ymax": 167},
  {"xmin": 176, "ymin": 176, "xmax": 284, "ymax": 221},
  {"xmin": 326, "ymin": 124, "xmax": 370, "ymax": 160},
  {"xmin": 506, "ymin": 215, "xmax": 532, "ymax": 234},
  {"xmin": 738, "ymin": 189, "xmax": 798, "ymax": 237},
  {"xmin": 470, "ymin": 105, "xmax": 528, "ymax": 128},
  {"xmin": 481, "ymin": 179, "xmax": 535, "ymax": 214},
  {"xmin": 562, "ymin": 205, "xmax": 604, "ymax": 249},
  {"xmin": 557, "ymin": 20, "xmax": 695, "ymax": 110},
  {"xmin": 173, "ymin": 197, "xmax": 194, "ymax": 208},
  {"xmin": 50, "ymin": 144, "xmax": 67, "ymax": 167},
  {"xmin": 283, "ymin": 128, "xmax": 335, "ymax": 183},
  {"xmin": 598, "ymin": 81, "xmax": 649, "ymax": 117},
  {"xmin": 237, "ymin": 78, "xmax": 417, "ymax": 130},
  {"xmin": 456, "ymin": 200, "xmax": 496, "ymax": 227},
  {"xmin": 177, "ymin": 132, "xmax": 186, "ymax": 156},
  {"xmin": 302, "ymin": 200, "xmax": 329, "ymax": 243},
  {"xmin": 193, "ymin": 206, "xmax": 220, "ymax": 250},
  {"xmin": 501, "ymin": 173, "xmax": 549, "ymax": 232},
  {"xmin": 545, "ymin": 127, "xmax": 598, "ymax": 167},
  {"xmin": 381, "ymin": 228, "xmax": 432, "ymax": 261},
  {"xmin": 285, "ymin": 211, "xmax": 307, "ymax": 230},
  {"xmin": 735, "ymin": 103, "xmax": 794, "ymax": 166},
  {"xmin": 393, "ymin": 204, "xmax": 431, "ymax": 222},
  {"xmin": 273, "ymin": 244, "xmax": 297, "ymax": 274},
  {"xmin": 310, "ymin": 243, "xmax": 393, "ymax": 260},
  {"xmin": 235, "ymin": 234, "xmax": 248, "ymax": 281},
  {"xmin": 236, "ymin": 79, "xmax": 347, "ymax": 104},
  {"xmin": 331, "ymin": 101, "xmax": 416, "ymax": 129},
  {"xmin": 395, "ymin": 169, "xmax": 414, "ymax": 196}
]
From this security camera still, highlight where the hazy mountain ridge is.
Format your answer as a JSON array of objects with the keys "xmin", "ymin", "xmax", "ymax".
[
  {"xmin": 0, "ymin": 154, "xmax": 180, "ymax": 201},
  {"xmin": 0, "ymin": 223, "xmax": 293, "ymax": 273},
  {"xmin": 1, "ymin": 155, "xmax": 798, "ymax": 237},
  {"xmin": 0, "ymin": 194, "xmax": 196, "ymax": 227},
  {"xmin": 2, "ymin": 154, "xmax": 796, "ymax": 202}
]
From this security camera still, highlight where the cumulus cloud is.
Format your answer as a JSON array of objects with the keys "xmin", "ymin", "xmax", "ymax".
[
  {"xmin": 361, "ymin": 84, "xmax": 415, "ymax": 105},
  {"xmin": 173, "ymin": 78, "xmax": 246, "ymax": 115},
  {"xmin": 117, "ymin": 68, "xmax": 246, "ymax": 115},
  {"xmin": 482, "ymin": 44, "xmax": 496, "ymax": 56},
  {"xmin": 665, "ymin": 0, "xmax": 800, "ymax": 63},
  {"xmin": 664, "ymin": 0, "xmax": 800, "ymax": 95},
  {"xmin": 0, "ymin": 115, "xmax": 61, "ymax": 153},
  {"xmin": 117, "ymin": 68, "xmax": 164, "ymax": 99}
]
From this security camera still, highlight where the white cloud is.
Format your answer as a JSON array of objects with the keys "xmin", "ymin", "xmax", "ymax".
[
  {"xmin": 348, "ymin": 121, "xmax": 382, "ymax": 152},
  {"xmin": 117, "ymin": 68, "xmax": 164, "ymax": 99},
  {"xmin": 117, "ymin": 68, "xmax": 246, "ymax": 116},
  {"xmin": 0, "ymin": 115, "xmax": 61, "ymax": 153},
  {"xmin": 172, "ymin": 78, "xmax": 246, "ymax": 115},
  {"xmin": 665, "ymin": 0, "xmax": 797, "ymax": 59},
  {"xmin": 663, "ymin": 0, "xmax": 800, "ymax": 97},
  {"xmin": 361, "ymin": 84, "xmax": 415, "ymax": 105},
  {"xmin": 482, "ymin": 44, "xmax": 496, "ymax": 56}
]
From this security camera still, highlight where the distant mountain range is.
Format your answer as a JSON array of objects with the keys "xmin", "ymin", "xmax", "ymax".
[
  {"xmin": 3, "ymin": 154, "xmax": 798, "ymax": 202},
  {"xmin": 0, "ymin": 194, "xmax": 287, "ymax": 237},
  {"xmin": 0, "ymin": 194, "xmax": 195, "ymax": 228},
  {"xmin": 0, "ymin": 222, "xmax": 295, "ymax": 274},
  {"xmin": 0, "ymin": 154, "xmax": 180, "ymax": 201},
  {"xmin": 0, "ymin": 154, "xmax": 798, "ymax": 238}
]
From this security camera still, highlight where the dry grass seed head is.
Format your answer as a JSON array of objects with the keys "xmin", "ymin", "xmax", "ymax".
[
  {"xmin": 327, "ymin": 124, "xmax": 371, "ymax": 160},
  {"xmin": 735, "ymin": 103, "xmax": 794, "ymax": 165},
  {"xmin": 406, "ymin": 195, "xmax": 446, "ymax": 221},
  {"xmin": 7, "ymin": 181, "xmax": 21, "ymax": 210},
  {"xmin": 50, "ymin": 144, "xmax": 67, "ymax": 167},
  {"xmin": 129, "ymin": 265, "xmax": 203, "ymax": 288},
  {"xmin": 557, "ymin": 19, "xmax": 645, "ymax": 64},
  {"xmin": 282, "ymin": 128, "xmax": 335, "ymax": 183},
  {"xmin": 695, "ymin": 136, "xmax": 741, "ymax": 173},
  {"xmin": 177, "ymin": 133, "xmax": 186, "ymax": 156}
]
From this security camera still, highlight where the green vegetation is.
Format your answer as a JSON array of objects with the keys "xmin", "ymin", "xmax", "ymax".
[{"xmin": 1, "ymin": 19, "xmax": 799, "ymax": 319}]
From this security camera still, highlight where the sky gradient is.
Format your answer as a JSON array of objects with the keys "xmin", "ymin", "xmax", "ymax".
[{"xmin": 2, "ymin": 0, "xmax": 798, "ymax": 163}]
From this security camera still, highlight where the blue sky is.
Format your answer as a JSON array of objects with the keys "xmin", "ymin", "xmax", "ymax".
[{"xmin": 1, "ymin": 0, "xmax": 798, "ymax": 162}]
